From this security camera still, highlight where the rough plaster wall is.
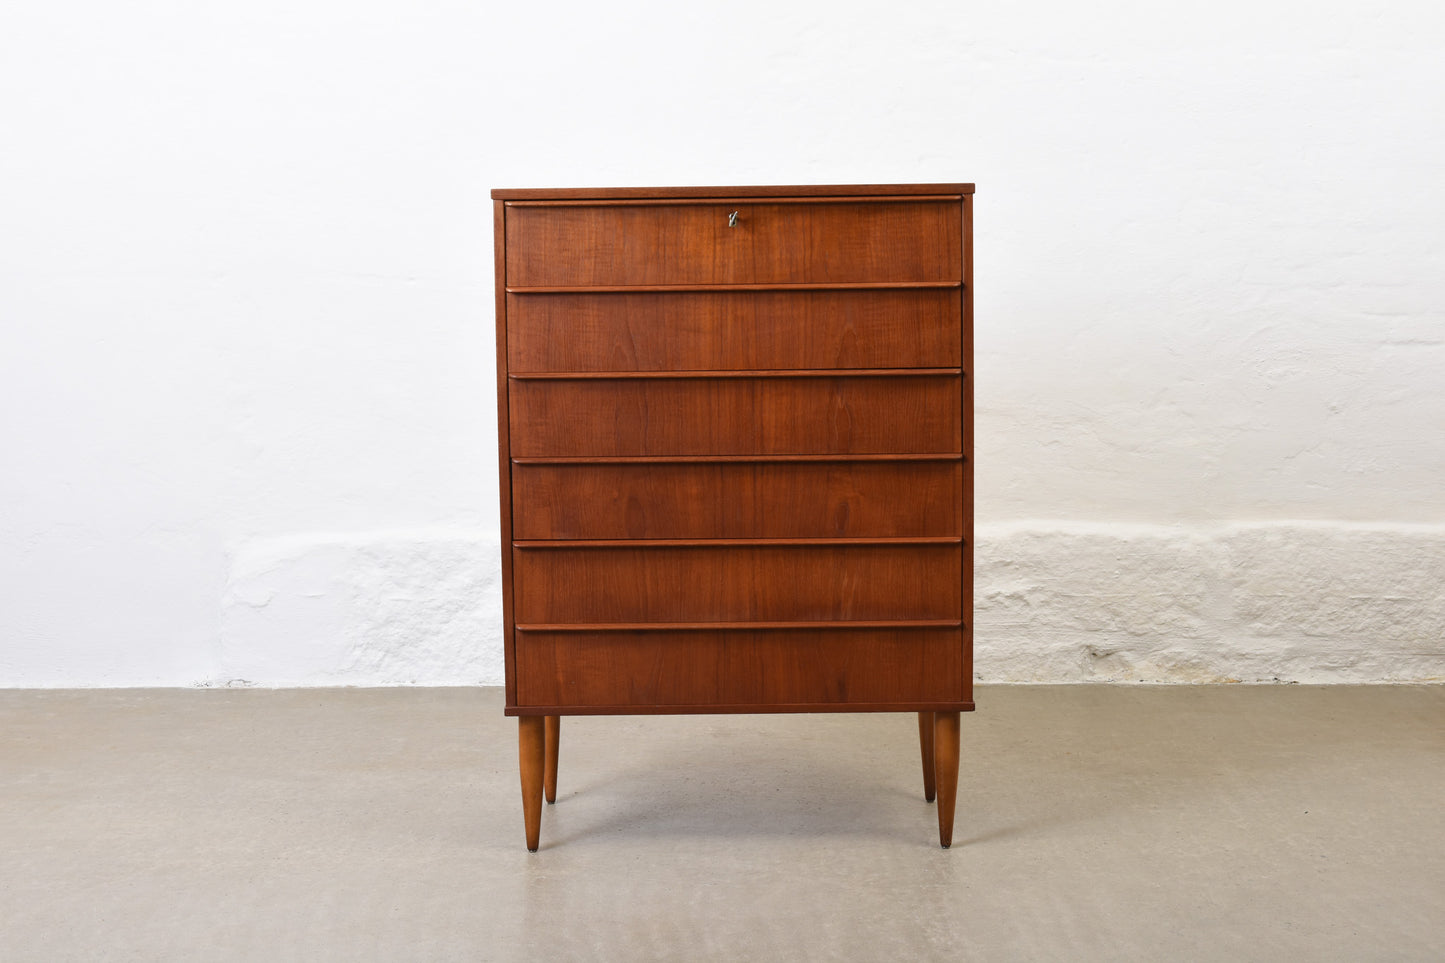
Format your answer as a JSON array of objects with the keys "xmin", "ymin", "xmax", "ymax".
[
  {"xmin": 2, "ymin": 1, "xmax": 1442, "ymax": 685},
  {"xmin": 218, "ymin": 533, "xmax": 503, "ymax": 686},
  {"xmin": 977, "ymin": 523, "xmax": 1445, "ymax": 684}
]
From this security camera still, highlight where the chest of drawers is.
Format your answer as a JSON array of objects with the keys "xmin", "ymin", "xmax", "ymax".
[{"xmin": 491, "ymin": 183, "xmax": 974, "ymax": 849}]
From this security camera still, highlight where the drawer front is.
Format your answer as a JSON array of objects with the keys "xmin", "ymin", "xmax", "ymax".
[
  {"xmin": 507, "ymin": 289, "xmax": 961, "ymax": 372},
  {"xmin": 515, "ymin": 628, "xmax": 966, "ymax": 708},
  {"xmin": 505, "ymin": 201, "xmax": 962, "ymax": 286},
  {"xmin": 514, "ymin": 544, "xmax": 961, "ymax": 623},
  {"xmin": 509, "ymin": 375, "xmax": 961, "ymax": 457},
  {"xmin": 513, "ymin": 460, "xmax": 962, "ymax": 539}
]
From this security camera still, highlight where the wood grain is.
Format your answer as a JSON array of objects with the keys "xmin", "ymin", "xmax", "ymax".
[
  {"xmin": 962, "ymin": 194, "xmax": 975, "ymax": 710},
  {"xmin": 515, "ymin": 537, "xmax": 961, "ymax": 548},
  {"xmin": 512, "ymin": 460, "xmax": 962, "ymax": 539},
  {"xmin": 492, "ymin": 184, "xmax": 974, "ymax": 200},
  {"xmin": 516, "ymin": 620, "xmax": 962, "ymax": 632},
  {"xmin": 506, "ymin": 282, "xmax": 961, "ymax": 294},
  {"xmin": 509, "ymin": 374, "xmax": 961, "ymax": 457},
  {"xmin": 493, "ymin": 182, "xmax": 973, "ymax": 844},
  {"xmin": 512, "ymin": 453, "xmax": 959, "ymax": 464},
  {"xmin": 934, "ymin": 710, "xmax": 961, "ymax": 847},
  {"xmin": 507, "ymin": 288, "xmax": 960, "ymax": 372},
  {"xmin": 493, "ymin": 199, "xmax": 518, "ymax": 707},
  {"xmin": 510, "ymin": 368, "xmax": 960, "ymax": 381},
  {"xmin": 507, "ymin": 701, "xmax": 975, "ymax": 716},
  {"xmin": 506, "ymin": 201, "xmax": 962, "ymax": 286},
  {"xmin": 918, "ymin": 711, "xmax": 937, "ymax": 802},
  {"xmin": 513, "ymin": 543, "xmax": 961, "ymax": 623},
  {"xmin": 515, "ymin": 628, "xmax": 966, "ymax": 707},
  {"xmin": 505, "ymin": 197, "xmax": 964, "ymax": 207},
  {"xmin": 518, "ymin": 716, "xmax": 544, "ymax": 851},
  {"xmin": 543, "ymin": 715, "xmax": 559, "ymax": 805}
]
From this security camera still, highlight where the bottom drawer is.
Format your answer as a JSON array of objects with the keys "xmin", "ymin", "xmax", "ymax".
[{"xmin": 515, "ymin": 627, "xmax": 966, "ymax": 709}]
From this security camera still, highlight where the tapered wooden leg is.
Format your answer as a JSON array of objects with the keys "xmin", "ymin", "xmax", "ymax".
[
  {"xmin": 933, "ymin": 710, "xmax": 961, "ymax": 848},
  {"xmin": 518, "ymin": 716, "xmax": 545, "ymax": 852},
  {"xmin": 917, "ymin": 711, "xmax": 936, "ymax": 802},
  {"xmin": 544, "ymin": 715, "xmax": 560, "ymax": 804}
]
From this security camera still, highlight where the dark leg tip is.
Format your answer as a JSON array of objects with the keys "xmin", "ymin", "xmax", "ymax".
[
  {"xmin": 527, "ymin": 847, "xmax": 538, "ymax": 853},
  {"xmin": 940, "ymin": 842, "xmax": 951, "ymax": 849},
  {"xmin": 925, "ymin": 792, "xmax": 935, "ymax": 803}
]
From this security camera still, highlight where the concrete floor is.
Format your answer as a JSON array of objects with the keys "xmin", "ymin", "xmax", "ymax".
[{"xmin": 1, "ymin": 686, "xmax": 1441, "ymax": 961}]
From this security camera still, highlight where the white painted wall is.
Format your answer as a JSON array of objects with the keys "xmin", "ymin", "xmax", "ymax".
[{"xmin": 2, "ymin": 1, "xmax": 1441, "ymax": 686}]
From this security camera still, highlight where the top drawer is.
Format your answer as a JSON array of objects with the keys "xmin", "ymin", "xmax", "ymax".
[{"xmin": 504, "ymin": 199, "xmax": 963, "ymax": 287}]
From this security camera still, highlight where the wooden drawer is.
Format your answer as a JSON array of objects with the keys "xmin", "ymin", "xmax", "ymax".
[
  {"xmin": 512, "ymin": 459, "xmax": 962, "ymax": 539},
  {"xmin": 506, "ymin": 288, "xmax": 962, "ymax": 372},
  {"xmin": 513, "ymin": 543, "xmax": 962, "ymax": 624},
  {"xmin": 515, "ymin": 627, "xmax": 967, "ymax": 709},
  {"xmin": 509, "ymin": 374, "xmax": 961, "ymax": 457},
  {"xmin": 504, "ymin": 200, "xmax": 963, "ymax": 286}
]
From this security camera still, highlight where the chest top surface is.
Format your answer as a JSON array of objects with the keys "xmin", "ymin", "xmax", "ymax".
[{"xmin": 491, "ymin": 183, "xmax": 974, "ymax": 200}]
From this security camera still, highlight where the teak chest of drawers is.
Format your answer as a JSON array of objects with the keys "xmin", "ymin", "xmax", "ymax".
[{"xmin": 491, "ymin": 183, "xmax": 974, "ymax": 850}]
